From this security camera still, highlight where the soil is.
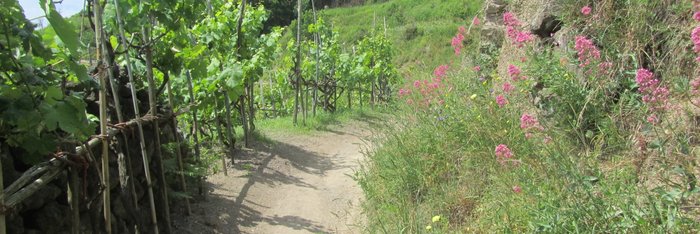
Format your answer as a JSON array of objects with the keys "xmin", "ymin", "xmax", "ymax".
[{"xmin": 172, "ymin": 120, "xmax": 372, "ymax": 234}]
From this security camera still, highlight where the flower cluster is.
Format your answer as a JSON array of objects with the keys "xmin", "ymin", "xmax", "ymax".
[
  {"xmin": 574, "ymin": 36, "xmax": 600, "ymax": 68},
  {"xmin": 400, "ymin": 65, "xmax": 452, "ymax": 108},
  {"xmin": 691, "ymin": 11, "xmax": 700, "ymax": 104},
  {"xmin": 451, "ymin": 32, "xmax": 465, "ymax": 55},
  {"xmin": 690, "ymin": 77, "xmax": 700, "ymax": 95},
  {"xmin": 508, "ymin": 64, "xmax": 524, "ymax": 81},
  {"xmin": 502, "ymin": 12, "xmax": 534, "ymax": 48},
  {"xmin": 635, "ymin": 69, "xmax": 669, "ymax": 124},
  {"xmin": 581, "ymin": 6, "xmax": 592, "ymax": 16},
  {"xmin": 495, "ymin": 144, "xmax": 513, "ymax": 163},
  {"xmin": 434, "ymin": 65, "xmax": 449, "ymax": 80},
  {"xmin": 496, "ymin": 95, "xmax": 508, "ymax": 108},
  {"xmin": 502, "ymin": 82, "xmax": 514, "ymax": 93},
  {"xmin": 520, "ymin": 113, "xmax": 544, "ymax": 138},
  {"xmin": 472, "ymin": 16, "xmax": 480, "ymax": 26},
  {"xmin": 693, "ymin": 27, "xmax": 700, "ymax": 60}
]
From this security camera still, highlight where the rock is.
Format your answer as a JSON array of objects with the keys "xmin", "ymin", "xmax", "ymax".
[
  {"xmin": 112, "ymin": 194, "xmax": 128, "ymax": 219},
  {"xmin": 22, "ymin": 184, "xmax": 62, "ymax": 210},
  {"xmin": 7, "ymin": 214, "xmax": 24, "ymax": 234},
  {"xmin": 29, "ymin": 203, "xmax": 69, "ymax": 233}
]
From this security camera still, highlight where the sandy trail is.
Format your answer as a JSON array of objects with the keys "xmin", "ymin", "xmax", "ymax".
[{"xmin": 173, "ymin": 121, "xmax": 371, "ymax": 234}]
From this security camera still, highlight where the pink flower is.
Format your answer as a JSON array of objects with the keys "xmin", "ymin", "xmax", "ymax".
[
  {"xmin": 398, "ymin": 88, "xmax": 409, "ymax": 96},
  {"xmin": 458, "ymin": 26, "xmax": 467, "ymax": 35},
  {"xmin": 574, "ymin": 36, "xmax": 601, "ymax": 67},
  {"xmin": 502, "ymin": 82, "xmax": 514, "ymax": 93},
  {"xmin": 635, "ymin": 68, "xmax": 656, "ymax": 93},
  {"xmin": 473, "ymin": 65, "xmax": 481, "ymax": 72},
  {"xmin": 496, "ymin": 95, "xmax": 508, "ymax": 108},
  {"xmin": 413, "ymin": 80, "xmax": 421, "ymax": 88},
  {"xmin": 451, "ymin": 33, "xmax": 465, "ymax": 55},
  {"xmin": 512, "ymin": 185, "xmax": 522, "ymax": 193},
  {"xmin": 472, "ymin": 16, "xmax": 480, "ymax": 26},
  {"xmin": 495, "ymin": 144, "xmax": 513, "ymax": 158},
  {"xmin": 434, "ymin": 65, "xmax": 449, "ymax": 79},
  {"xmin": 520, "ymin": 113, "xmax": 541, "ymax": 130},
  {"xmin": 581, "ymin": 6, "xmax": 592, "ymax": 16},
  {"xmin": 503, "ymin": 12, "xmax": 521, "ymax": 27},
  {"xmin": 647, "ymin": 114, "xmax": 659, "ymax": 125},
  {"xmin": 690, "ymin": 77, "xmax": 700, "ymax": 94},
  {"xmin": 495, "ymin": 144, "xmax": 514, "ymax": 164},
  {"xmin": 693, "ymin": 12, "xmax": 700, "ymax": 21},
  {"xmin": 635, "ymin": 68, "xmax": 669, "ymax": 113},
  {"xmin": 691, "ymin": 26, "xmax": 700, "ymax": 53},
  {"xmin": 508, "ymin": 64, "xmax": 521, "ymax": 80}
]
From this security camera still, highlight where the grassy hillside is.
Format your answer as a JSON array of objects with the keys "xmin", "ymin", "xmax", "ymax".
[
  {"xmin": 323, "ymin": 0, "xmax": 482, "ymax": 78},
  {"xmin": 345, "ymin": 0, "xmax": 700, "ymax": 233}
]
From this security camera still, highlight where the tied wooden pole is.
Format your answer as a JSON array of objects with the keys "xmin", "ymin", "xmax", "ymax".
[
  {"xmin": 235, "ymin": 0, "xmax": 251, "ymax": 148},
  {"xmin": 294, "ymin": 0, "xmax": 303, "ymax": 126},
  {"xmin": 112, "ymin": 0, "xmax": 159, "ymax": 232},
  {"xmin": 312, "ymin": 0, "xmax": 320, "ymax": 116},
  {"xmin": 185, "ymin": 70, "xmax": 203, "ymax": 195},
  {"xmin": 143, "ymin": 21, "xmax": 172, "ymax": 233},
  {"xmin": 92, "ymin": 0, "xmax": 111, "ymax": 232},
  {"xmin": 214, "ymin": 98, "xmax": 228, "ymax": 176},
  {"xmin": 166, "ymin": 80, "xmax": 191, "ymax": 215},
  {"xmin": 223, "ymin": 91, "xmax": 236, "ymax": 164}
]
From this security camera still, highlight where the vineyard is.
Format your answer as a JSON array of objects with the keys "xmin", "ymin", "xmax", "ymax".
[
  {"xmin": 3, "ymin": 0, "xmax": 700, "ymax": 233},
  {"xmin": 0, "ymin": 0, "xmax": 396, "ymax": 233}
]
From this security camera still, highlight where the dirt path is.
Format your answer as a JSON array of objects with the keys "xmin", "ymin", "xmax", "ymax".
[{"xmin": 173, "ymin": 121, "xmax": 371, "ymax": 234}]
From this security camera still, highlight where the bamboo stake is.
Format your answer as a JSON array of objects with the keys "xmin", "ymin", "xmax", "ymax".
[
  {"xmin": 100, "ymin": 0, "xmax": 139, "ymax": 214},
  {"xmin": 312, "ymin": 0, "xmax": 319, "ymax": 116},
  {"xmin": 223, "ymin": 91, "xmax": 236, "ymax": 163},
  {"xmin": 185, "ymin": 70, "xmax": 203, "ymax": 196},
  {"xmin": 92, "ymin": 0, "xmax": 111, "ymax": 232},
  {"xmin": 214, "ymin": 99, "xmax": 228, "ymax": 176},
  {"xmin": 143, "ymin": 21, "xmax": 171, "ymax": 234},
  {"xmin": 166, "ymin": 79, "xmax": 191, "ymax": 216},
  {"xmin": 235, "ymin": 0, "xmax": 251, "ymax": 148},
  {"xmin": 112, "ymin": 0, "xmax": 159, "ymax": 232},
  {"xmin": 293, "ymin": 0, "xmax": 302, "ymax": 126}
]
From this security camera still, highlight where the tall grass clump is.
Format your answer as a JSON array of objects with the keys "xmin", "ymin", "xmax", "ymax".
[{"xmin": 359, "ymin": 1, "xmax": 700, "ymax": 233}]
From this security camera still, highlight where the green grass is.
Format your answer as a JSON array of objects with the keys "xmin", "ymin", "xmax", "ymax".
[
  {"xmin": 256, "ymin": 107, "xmax": 386, "ymax": 135},
  {"xmin": 351, "ymin": 0, "xmax": 700, "ymax": 233},
  {"xmin": 322, "ymin": 0, "xmax": 482, "ymax": 77}
]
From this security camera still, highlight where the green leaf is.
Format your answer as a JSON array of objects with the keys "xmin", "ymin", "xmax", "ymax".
[{"xmin": 39, "ymin": 0, "xmax": 80, "ymax": 56}]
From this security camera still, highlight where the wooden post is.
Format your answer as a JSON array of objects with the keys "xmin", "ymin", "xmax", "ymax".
[
  {"xmin": 185, "ymin": 71, "xmax": 203, "ymax": 196},
  {"xmin": 234, "ymin": 0, "xmax": 251, "ymax": 147},
  {"xmin": 112, "ymin": 0, "xmax": 159, "ymax": 232},
  {"xmin": 223, "ymin": 91, "xmax": 236, "ymax": 163},
  {"xmin": 166, "ymin": 80, "xmax": 191, "ymax": 215},
  {"xmin": 214, "ymin": 98, "xmax": 228, "ymax": 175},
  {"xmin": 311, "ymin": 0, "xmax": 319, "ymax": 116},
  {"xmin": 293, "ymin": 0, "xmax": 302, "ymax": 126},
  {"xmin": 92, "ymin": 0, "xmax": 111, "ymax": 232},
  {"xmin": 143, "ymin": 22, "xmax": 172, "ymax": 234}
]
